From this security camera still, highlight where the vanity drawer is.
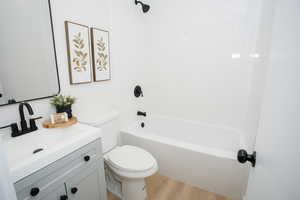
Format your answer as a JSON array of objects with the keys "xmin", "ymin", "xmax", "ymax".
[
  {"xmin": 16, "ymin": 183, "xmax": 66, "ymax": 200},
  {"xmin": 15, "ymin": 139, "xmax": 103, "ymax": 199}
]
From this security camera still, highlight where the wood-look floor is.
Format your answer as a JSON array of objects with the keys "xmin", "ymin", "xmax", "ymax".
[{"xmin": 107, "ymin": 174, "xmax": 231, "ymax": 200}]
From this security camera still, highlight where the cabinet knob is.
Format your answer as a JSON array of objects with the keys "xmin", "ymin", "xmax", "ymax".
[
  {"xmin": 60, "ymin": 195, "xmax": 68, "ymax": 200},
  {"xmin": 84, "ymin": 155, "xmax": 90, "ymax": 162},
  {"xmin": 30, "ymin": 187, "xmax": 40, "ymax": 196},
  {"xmin": 71, "ymin": 187, "xmax": 78, "ymax": 194}
]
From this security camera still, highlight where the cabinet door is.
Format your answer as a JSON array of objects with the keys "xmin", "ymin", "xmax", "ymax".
[
  {"xmin": 65, "ymin": 161, "xmax": 107, "ymax": 200},
  {"xmin": 42, "ymin": 186, "xmax": 67, "ymax": 200}
]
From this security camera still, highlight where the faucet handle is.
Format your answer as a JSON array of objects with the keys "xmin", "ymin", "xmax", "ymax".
[
  {"xmin": 29, "ymin": 117, "xmax": 42, "ymax": 132},
  {"xmin": 0, "ymin": 123, "xmax": 20, "ymax": 137},
  {"xmin": 31, "ymin": 116, "xmax": 43, "ymax": 120},
  {"xmin": 0, "ymin": 124, "xmax": 11, "ymax": 130}
]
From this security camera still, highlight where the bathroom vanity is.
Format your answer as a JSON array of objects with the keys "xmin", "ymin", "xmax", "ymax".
[{"xmin": 1, "ymin": 124, "xmax": 107, "ymax": 200}]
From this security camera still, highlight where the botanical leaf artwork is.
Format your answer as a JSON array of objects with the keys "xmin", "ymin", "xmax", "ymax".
[
  {"xmin": 96, "ymin": 37, "xmax": 108, "ymax": 71},
  {"xmin": 72, "ymin": 32, "xmax": 88, "ymax": 72}
]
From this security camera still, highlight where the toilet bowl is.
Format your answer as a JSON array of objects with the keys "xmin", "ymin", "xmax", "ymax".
[
  {"xmin": 104, "ymin": 145, "xmax": 158, "ymax": 200},
  {"xmin": 80, "ymin": 111, "xmax": 158, "ymax": 200}
]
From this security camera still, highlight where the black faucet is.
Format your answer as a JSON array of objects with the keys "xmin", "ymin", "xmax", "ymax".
[
  {"xmin": 0, "ymin": 102, "xmax": 41, "ymax": 137},
  {"xmin": 19, "ymin": 102, "xmax": 34, "ymax": 132},
  {"xmin": 137, "ymin": 111, "xmax": 147, "ymax": 117}
]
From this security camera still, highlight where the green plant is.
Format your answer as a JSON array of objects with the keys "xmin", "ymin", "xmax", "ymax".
[{"xmin": 51, "ymin": 95, "xmax": 76, "ymax": 106}]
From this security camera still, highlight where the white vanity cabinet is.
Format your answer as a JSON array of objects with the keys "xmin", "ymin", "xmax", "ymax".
[{"xmin": 14, "ymin": 139, "xmax": 107, "ymax": 200}]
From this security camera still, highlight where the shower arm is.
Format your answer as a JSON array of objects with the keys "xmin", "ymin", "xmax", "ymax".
[
  {"xmin": 134, "ymin": 0, "xmax": 150, "ymax": 13},
  {"xmin": 135, "ymin": 0, "xmax": 143, "ymax": 6}
]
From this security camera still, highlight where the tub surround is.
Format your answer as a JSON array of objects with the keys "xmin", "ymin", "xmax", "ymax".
[
  {"xmin": 0, "ymin": 123, "xmax": 102, "ymax": 183},
  {"xmin": 123, "ymin": 115, "xmax": 246, "ymax": 159}
]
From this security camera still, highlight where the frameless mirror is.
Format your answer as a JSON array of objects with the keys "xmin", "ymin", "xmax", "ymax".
[{"xmin": 0, "ymin": 0, "xmax": 60, "ymax": 106}]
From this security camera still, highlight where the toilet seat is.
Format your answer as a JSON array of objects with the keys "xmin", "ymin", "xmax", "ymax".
[{"xmin": 106, "ymin": 145, "xmax": 156, "ymax": 173}]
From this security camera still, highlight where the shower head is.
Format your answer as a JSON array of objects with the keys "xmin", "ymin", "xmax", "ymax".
[{"xmin": 135, "ymin": 0, "xmax": 150, "ymax": 13}]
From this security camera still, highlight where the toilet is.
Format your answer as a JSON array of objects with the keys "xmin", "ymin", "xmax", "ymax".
[{"xmin": 80, "ymin": 111, "xmax": 158, "ymax": 200}]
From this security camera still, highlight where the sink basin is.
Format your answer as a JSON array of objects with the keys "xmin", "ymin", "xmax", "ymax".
[{"xmin": 0, "ymin": 123, "xmax": 102, "ymax": 183}]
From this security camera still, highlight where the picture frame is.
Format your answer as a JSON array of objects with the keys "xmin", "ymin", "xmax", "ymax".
[
  {"xmin": 65, "ymin": 21, "xmax": 92, "ymax": 84},
  {"xmin": 91, "ymin": 28, "xmax": 111, "ymax": 82}
]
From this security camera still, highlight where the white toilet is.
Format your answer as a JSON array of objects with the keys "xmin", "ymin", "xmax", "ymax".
[{"xmin": 81, "ymin": 111, "xmax": 158, "ymax": 200}]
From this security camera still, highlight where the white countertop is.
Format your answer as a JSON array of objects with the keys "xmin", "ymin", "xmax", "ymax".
[{"xmin": 0, "ymin": 123, "xmax": 102, "ymax": 183}]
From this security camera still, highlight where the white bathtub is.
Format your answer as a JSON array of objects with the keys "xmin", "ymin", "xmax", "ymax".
[{"xmin": 121, "ymin": 116, "xmax": 249, "ymax": 200}]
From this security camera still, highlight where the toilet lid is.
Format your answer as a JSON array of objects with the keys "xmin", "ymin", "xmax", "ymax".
[{"xmin": 107, "ymin": 145, "xmax": 155, "ymax": 172}]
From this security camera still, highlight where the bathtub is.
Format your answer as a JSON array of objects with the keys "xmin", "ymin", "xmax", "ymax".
[{"xmin": 121, "ymin": 116, "xmax": 249, "ymax": 200}]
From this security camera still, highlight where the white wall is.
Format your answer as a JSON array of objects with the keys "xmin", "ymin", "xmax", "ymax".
[
  {"xmin": 50, "ymin": 0, "xmax": 119, "ymax": 120},
  {"xmin": 138, "ymin": 0, "xmax": 271, "ymax": 150},
  {"xmin": 0, "ymin": 0, "xmax": 120, "ymax": 128}
]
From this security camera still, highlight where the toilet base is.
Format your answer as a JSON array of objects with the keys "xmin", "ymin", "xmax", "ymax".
[{"xmin": 122, "ymin": 179, "xmax": 147, "ymax": 200}]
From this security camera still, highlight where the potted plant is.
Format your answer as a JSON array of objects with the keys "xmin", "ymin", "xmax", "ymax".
[{"xmin": 51, "ymin": 95, "xmax": 76, "ymax": 118}]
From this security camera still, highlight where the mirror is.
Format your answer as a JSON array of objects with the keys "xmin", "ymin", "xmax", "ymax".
[{"xmin": 0, "ymin": 0, "xmax": 60, "ymax": 106}]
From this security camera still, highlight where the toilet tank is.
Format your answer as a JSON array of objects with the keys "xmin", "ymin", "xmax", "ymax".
[{"xmin": 80, "ymin": 110, "xmax": 120, "ymax": 153}]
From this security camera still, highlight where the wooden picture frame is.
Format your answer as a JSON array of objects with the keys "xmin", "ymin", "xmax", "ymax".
[
  {"xmin": 65, "ymin": 21, "xmax": 92, "ymax": 84},
  {"xmin": 91, "ymin": 28, "xmax": 111, "ymax": 82}
]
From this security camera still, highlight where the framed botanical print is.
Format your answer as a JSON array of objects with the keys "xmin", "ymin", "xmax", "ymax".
[
  {"xmin": 91, "ymin": 28, "xmax": 111, "ymax": 81},
  {"xmin": 65, "ymin": 21, "xmax": 92, "ymax": 84}
]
